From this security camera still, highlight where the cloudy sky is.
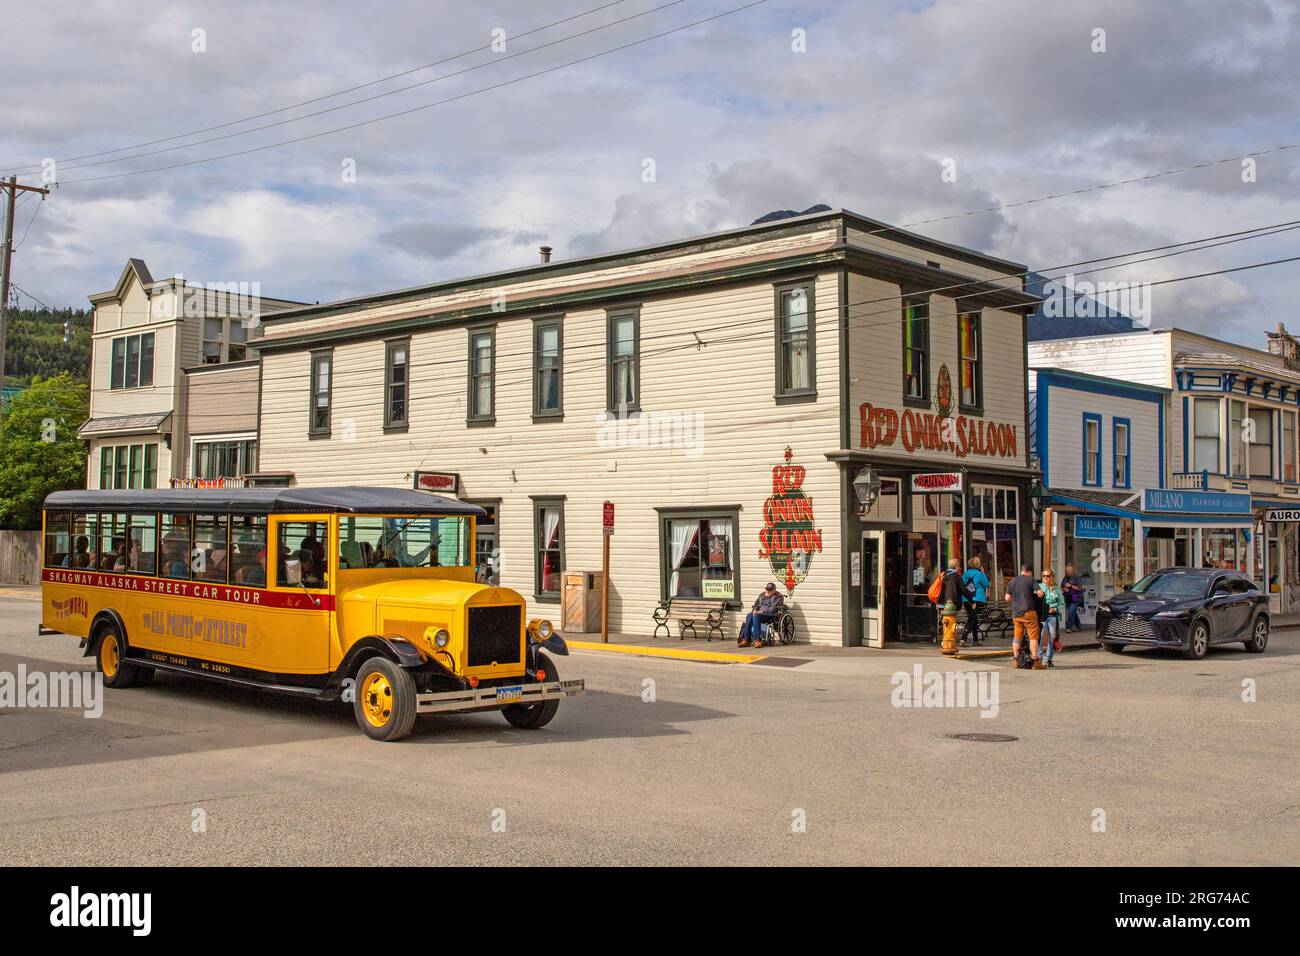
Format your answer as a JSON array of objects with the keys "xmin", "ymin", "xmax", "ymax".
[{"xmin": 4, "ymin": 0, "xmax": 1300, "ymax": 342}]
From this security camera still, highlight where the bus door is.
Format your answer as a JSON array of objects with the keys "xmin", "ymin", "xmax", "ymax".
[{"xmin": 262, "ymin": 514, "xmax": 332, "ymax": 678}]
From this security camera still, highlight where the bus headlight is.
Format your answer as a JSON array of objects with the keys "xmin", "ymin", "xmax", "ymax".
[
  {"xmin": 434, "ymin": 629, "xmax": 450, "ymax": 648},
  {"xmin": 527, "ymin": 618, "xmax": 554, "ymax": 642}
]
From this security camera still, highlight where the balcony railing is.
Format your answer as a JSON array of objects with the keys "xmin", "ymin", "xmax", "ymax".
[{"xmin": 1170, "ymin": 471, "xmax": 1209, "ymax": 490}]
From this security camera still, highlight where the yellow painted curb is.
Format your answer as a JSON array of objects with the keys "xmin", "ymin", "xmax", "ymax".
[
  {"xmin": 567, "ymin": 640, "xmax": 765, "ymax": 664},
  {"xmin": 953, "ymin": 650, "xmax": 1012, "ymax": 660},
  {"xmin": 0, "ymin": 588, "xmax": 39, "ymax": 601}
]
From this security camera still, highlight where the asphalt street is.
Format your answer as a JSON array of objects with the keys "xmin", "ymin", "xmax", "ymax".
[{"xmin": 0, "ymin": 594, "xmax": 1295, "ymax": 865}]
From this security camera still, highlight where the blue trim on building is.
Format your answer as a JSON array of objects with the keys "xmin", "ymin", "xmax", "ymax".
[
  {"xmin": 1112, "ymin": 416, "xmax": 1132, "ymax": 488},
  {"xmin": 1082, "ymin": 412, "xmax": 1102, "ymax": 486},
  {"xmin": 1035, "ymin": 376, "xmax": 1050, "ymax": 480},
  {"xmin": 1045, "ymin": 492, "xmax": 1252, "ymax": 526}
]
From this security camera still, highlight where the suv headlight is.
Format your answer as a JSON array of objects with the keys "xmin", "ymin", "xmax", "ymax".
[{"xmin": 1153, "ymin": 610, "xmax": 1189, "ymax": 620}]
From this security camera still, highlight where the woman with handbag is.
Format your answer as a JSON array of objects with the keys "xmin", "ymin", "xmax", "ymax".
[{"xmin": 1039, "ymin": 569, "xmax": 1066, "ymax": 667}]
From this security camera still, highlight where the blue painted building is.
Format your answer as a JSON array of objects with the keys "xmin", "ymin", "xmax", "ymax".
[{"xmin": 1029, "ymin": 365, "xmax": 1253, "ymax": 622}]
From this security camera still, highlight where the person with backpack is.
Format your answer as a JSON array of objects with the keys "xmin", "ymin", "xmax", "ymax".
[
  {"xmin": 934, "ymin": 558, "xmax": 964, "ymax": 654},
  {"xmin": 1005, "ymin": 563, "xmax": 1045, "ymax": 669},
  {"xmin": 960, "ymin": 556, "xmax": 990, "ymax": 647},
  {"xmin": 1038, "ymin": 568, "xmax": 1066, "ymax": 667}
]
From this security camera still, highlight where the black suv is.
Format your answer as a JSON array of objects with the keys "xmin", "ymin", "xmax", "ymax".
[{"xmin": 1096, "ymin": 568, "xmax": 1270, "ymax": 659}]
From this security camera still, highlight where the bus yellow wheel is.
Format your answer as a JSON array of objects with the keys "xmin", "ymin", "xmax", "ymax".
[
  {"xmin": 352, "ymin": 658, "xmax": 417, "ymax": 742},
  {"xmin": 101, "ymin": 634, "xmax": 120, "ymax": 678},
  {"xmin": 94, "ymin": 621, "xmax": 140, "ymax": 689},
  {"xmin": 360, "ymin": 672, "xmax": 393, "ymax": 728}
]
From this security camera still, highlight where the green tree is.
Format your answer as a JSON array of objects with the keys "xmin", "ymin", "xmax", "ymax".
[{"xmin": 0, "ymin": 373, "xmax": 88, "ymax": 530}]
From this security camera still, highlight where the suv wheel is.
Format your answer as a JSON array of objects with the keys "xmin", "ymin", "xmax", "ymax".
[
  {"xmin": 1183, "ymin": 620, "xmax": 1210, "ymax": 660},
  {"xmin": 1244, "ymin": 615, "xmax": 1269, "ymax": 654}
]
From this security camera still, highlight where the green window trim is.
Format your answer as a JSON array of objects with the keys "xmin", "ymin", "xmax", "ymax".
[
  {"xmin": 309, "ymin": 349, "xmax": 333, "ymax": 438},
  {"xmin": 901, "ymin": 295, "xmax": 930, "ymax": 406},
  {"xmin": 383, "ymin": 337, "xmax": 411, "ymax": 431},
  {"xmin": 531, "ymin": 496, "xmax": 565, "ymax": 603},
  {"xmin": 606, "ymin": 307, "xmax": 641, "ymax": 416},
  {"xmin": 532, "ymin": 317, "xmax": 564, "ymax": 421},
  {"xmin": 467, "ymin": 326, "xmax": 497, "ymax": 427},
  {"xmin": 957, "ymin": 310, "xmax": 984, "ymax": 414}
]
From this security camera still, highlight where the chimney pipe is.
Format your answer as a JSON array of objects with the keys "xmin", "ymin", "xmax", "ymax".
[{"xmin": 539, "ymin": 245, "xmax": 553, "ymax": 264}]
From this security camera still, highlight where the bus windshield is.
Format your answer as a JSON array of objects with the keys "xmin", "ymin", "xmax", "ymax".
[{"xmin": 338, "ymin": 515, "xmax": 471, "ymax": 569}]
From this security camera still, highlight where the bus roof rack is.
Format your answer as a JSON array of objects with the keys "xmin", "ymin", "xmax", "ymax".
[{"xmin": 44, "ymin": 486, "xmax": 487, "ymax": 517}]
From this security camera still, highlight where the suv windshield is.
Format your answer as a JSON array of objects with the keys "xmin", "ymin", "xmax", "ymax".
[
  {"xmin": 339, "ymin": 515, "xmax": 472, "ymax": 569},
  {"xmin": 1130, "ymin": 572, "xmax": 1211, "ymax": 599}
]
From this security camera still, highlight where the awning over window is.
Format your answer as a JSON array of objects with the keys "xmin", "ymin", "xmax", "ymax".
[{"xmin": 76, "ymin": 411, "xmax": 172, "ymax": 440}]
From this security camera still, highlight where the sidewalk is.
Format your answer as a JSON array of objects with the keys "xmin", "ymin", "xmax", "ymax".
[
  {"xmin": 565, "ymin": 626, "xmax": 1100, "ymax": 664},
  {"xmin": 0, "ymin": 585, "xmax": 39, "ymax": 600}
]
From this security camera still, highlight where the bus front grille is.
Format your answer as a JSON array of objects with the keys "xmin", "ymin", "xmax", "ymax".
[{"xmin": 467, "ymin": 605, "xmax": 523, "ymax": 667}]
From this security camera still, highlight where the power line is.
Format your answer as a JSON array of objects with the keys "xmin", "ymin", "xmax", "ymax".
[
  {"xmin": 25, "ymin": 0, "xmax": 691, "ymax": 179},
  {"xmin": 0, "ymin": 0, "xmax": 639, "ymax": 175},
  {"xmin": 49, "ymin": 1, "xmax": 770, "ymax": 185}
]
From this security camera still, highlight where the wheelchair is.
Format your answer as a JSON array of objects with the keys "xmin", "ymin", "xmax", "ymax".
[{"xmin": 763, "ymin": 606, "xmax": 797, "ymax": 646}]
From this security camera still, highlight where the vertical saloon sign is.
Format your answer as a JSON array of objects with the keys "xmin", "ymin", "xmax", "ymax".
[{"xmin": 760, "ymin": 447, "xmax": 823, "ymax": 593}]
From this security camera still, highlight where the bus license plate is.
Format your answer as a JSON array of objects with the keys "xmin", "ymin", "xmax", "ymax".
[{"xmin": 495, "ymin": 685, "xmax": 524, "ymax": 703}]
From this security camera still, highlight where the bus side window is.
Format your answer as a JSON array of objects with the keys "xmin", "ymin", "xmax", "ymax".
[
  {"xmin": 231, "ymin": 515, "xmax": 268, "ymax": 587},
  {"xmin": 127, "ymin": 513, "xmax": 157, "ymax": 575},
  {"xmin": 277, "ymin": 520, "xmax": 328, "ymax": 589},
  {"xmin": 161, "ymin": 513, "xmax": 193, "ymax": 580},
  {"xmin": 193, "ymin": 513, "xmax": 229, "ymax": 583},
  {"xmin": 43, "ymin": 512, "xmax": 69, "ymax": 568}
]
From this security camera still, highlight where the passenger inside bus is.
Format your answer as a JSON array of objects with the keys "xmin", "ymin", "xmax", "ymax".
[
  {"xmin": 62, "ymin": 536, "xmax": 92, "ymax": 569},
  {"xmin": 237, "ymin": 548, "xmax": 267, "ymax": 587}
]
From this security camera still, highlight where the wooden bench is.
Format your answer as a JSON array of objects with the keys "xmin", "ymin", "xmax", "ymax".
[
  {"xmin": 964, "ymin": 602, "xmax": 1013, "ymax": 639},
  {"xmin": 653, "ymin": 598, "xmax": 727, "ymax": 641}
]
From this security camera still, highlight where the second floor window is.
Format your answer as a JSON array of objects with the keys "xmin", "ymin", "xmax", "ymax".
[
  {"xmin": 204, "ymin": 317, "xmax": 251, "ymax": 364},
  {"xmin": 1247, "ymin": 406, "xmax": 1273, "ymax": 478},
  {"xmin": 775, "ymin": 284, "xmax": 814, "ymax": 399},
  {"xmin": 195, "ymin": 438, "xmax": 258, "ymax": 479},
  {"xmin": 309, "ymin": 351, "xmax": 332, "ymax": 436},
  {"xmin": 959, "ymin": 311, "xmax": 982, "ymax": 409},
  {"xmin": 468, "ymin": 329, "xmax": 495, "ymax": 424},
  {"xmin": 1083, "ymin": 415, "xmax": 1101, "ymax": 485},
  {"xmin": 1230, "ymin": 400, "xmax": 1246, "ymax": 476},
  {"xmin": 385, "ymin": 339, "xmax": 409, "ymax": 429},
  {"xmin": 607, "ymin": 309, "xmax": 639, "ymax": 414},
  {"xmin": 110, "ymin": 332, "xmax": 154, "ymax": 389},
  {"xmin": 99, "ymin": 442, "xmax": 158, "ymax": 489},
  {"xmin": 1284, "ymin": 410, "xmax": 1297, "ymax": 482},
  {"xmin": 1193, "ymin": 398, "xmax": 1220, "ymax": 473},
  {"xmin": 903, "ymin": 297, "xmax": 929, "ymax": 402},
  {"xmin": 534, "ymin": 319, "xmax": 563, "ymax": 418},
  {"xmin": 1113, "ymin": 420, "xmax": 1130, "ymax": 487}
]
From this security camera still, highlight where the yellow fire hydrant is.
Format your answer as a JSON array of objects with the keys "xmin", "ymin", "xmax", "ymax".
[{"xmin": 940, "ymin": 600, "xmax": 959, "ymax": 655}]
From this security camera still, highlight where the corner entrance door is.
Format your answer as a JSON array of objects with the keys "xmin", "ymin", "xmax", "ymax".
[{"xmin": 861, "ymin": 531, "xmax": 885, "ymax": 647}]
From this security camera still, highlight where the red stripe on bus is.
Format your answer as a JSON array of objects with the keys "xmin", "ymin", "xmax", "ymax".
[{"xmin": 40, "ymin": 568, "xmax": 335, "ymax": 611}]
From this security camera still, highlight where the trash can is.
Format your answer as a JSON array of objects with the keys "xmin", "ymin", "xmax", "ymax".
[{"xmin": 562, "ymin": 571, "xmax": 605, "ymax": 633}]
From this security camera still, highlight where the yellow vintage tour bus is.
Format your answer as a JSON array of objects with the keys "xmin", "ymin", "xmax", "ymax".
[{"xmin": 38, "ymin": 486, "xmax": 583, "ymax": 740}]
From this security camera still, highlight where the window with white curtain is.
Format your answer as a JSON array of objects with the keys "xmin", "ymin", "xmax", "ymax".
[
  {"xmin": 533, "ymin": 499, "xmax": 564, "ymax": 600},
  {"xmin": 661, "ymin": 511, "xmax": 739, "ymax": 601}
]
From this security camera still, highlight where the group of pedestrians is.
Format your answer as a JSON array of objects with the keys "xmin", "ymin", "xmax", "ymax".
[{"xmin": 934, "ymin": 557, "xmax": 1088, "ymax": 668}]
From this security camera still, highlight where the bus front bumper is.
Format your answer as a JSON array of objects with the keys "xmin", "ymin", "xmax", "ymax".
[{"xmin": 415, "ymin": 679, "xmax": 584, "ymax": 715}]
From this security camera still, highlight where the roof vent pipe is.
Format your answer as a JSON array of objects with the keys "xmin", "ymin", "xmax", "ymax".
[{"xmin": 539, "ymin": 245, "xmax": 553, "ymax": 264}]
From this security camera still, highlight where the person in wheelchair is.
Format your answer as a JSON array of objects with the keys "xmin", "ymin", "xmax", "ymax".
[{"xmin": 739, "ymin": 582, "xmax": 785, "ymax": 648}]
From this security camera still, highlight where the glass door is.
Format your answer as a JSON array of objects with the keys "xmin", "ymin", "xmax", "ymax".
[{"xmin": 861, "ymin": 531, "xmax": 885, "ymax": 647}]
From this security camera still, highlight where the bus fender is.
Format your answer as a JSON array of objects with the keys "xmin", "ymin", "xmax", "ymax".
[
  {"xmin": 527, "ymin": 633, "xmax": 569, "ymax": 670},
  {"xmin": 84, "ymin": 608, "xmax": 128, "ymax": 658},
  {"xmin": 326, "ymin": 636, "xmax": 427, "ymax": 695}
]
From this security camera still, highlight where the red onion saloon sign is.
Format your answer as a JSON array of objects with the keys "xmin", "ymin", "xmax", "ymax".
[
  {"xmin": 858, "ymin": 404, "xmax": 1018, "ymax": 459},
  {"xmin": 759, "ymin": 447, "xmax": 824, "ymax": 593}
]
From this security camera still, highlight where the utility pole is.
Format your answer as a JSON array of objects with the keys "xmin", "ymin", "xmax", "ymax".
[{"xmin": 0, "ymin": 175, "xmax": 51, "ymax": 405}]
